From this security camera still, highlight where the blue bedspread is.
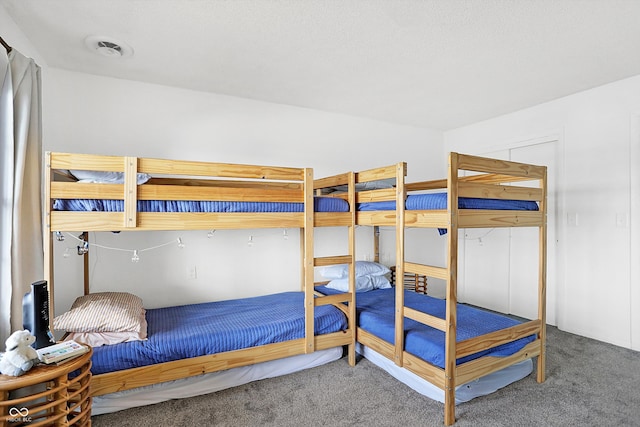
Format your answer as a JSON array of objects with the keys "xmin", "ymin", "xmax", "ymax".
[
  {"xmin": 91, "ymin": 292, "xmax": 348, "ymax": 375},
  {"xmin": 317, "ymin": 287, "xmax": 534, "ymax": 369},
  {"xmin": 53, "ymin": 196, "xmax": 349, "ymax": 213},
  {"xmin": 358, "ymin": 192, "xmax": 539, "ymax": 211}
]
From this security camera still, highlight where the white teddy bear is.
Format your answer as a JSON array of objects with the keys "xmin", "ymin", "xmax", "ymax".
[{"xmin": 0, "ymin": 330, "xmax": 40, "ymax": 376}]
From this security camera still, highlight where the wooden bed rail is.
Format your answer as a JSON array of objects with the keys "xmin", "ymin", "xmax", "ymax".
[{"xmin": 49, "ymin": 152, "xmax": 307, "ymax": 181}]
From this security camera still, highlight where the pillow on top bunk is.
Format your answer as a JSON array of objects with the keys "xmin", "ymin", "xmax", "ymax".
[
  {"xmin": 327, "ymin": 179, "xmax": 395, "ymax": 193},
  {"xmin": 69, "ymin": 170, "xmax": 151, "ymax": 185},
  {"xmin": 54, "ymin": 292, "xmax": 147, "ymax": 340},
  {"xmin": 320, "ymin": 261, "xmax": 390, "ymax": 280},
  {"xmin": 325, "ymin": 275, "xmax": 391, "ymax": 292}
]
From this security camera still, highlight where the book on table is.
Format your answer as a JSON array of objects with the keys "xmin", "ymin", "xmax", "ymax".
[{"xmin": 37, "ymin": 340, "xmax": 89, "ymax": 364}]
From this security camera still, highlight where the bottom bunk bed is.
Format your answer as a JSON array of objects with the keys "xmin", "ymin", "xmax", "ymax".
[
  {"xmin": 54, "ymin": 291, "xmax": 350, "ymax": 414},
  {"xmin": 316, "ymin": 286, "xmax": 537, "ymax": 407}
]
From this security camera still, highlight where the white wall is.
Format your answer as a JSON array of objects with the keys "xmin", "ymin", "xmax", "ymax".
[
  {"xmin": 445, "ymin": 74, "xmax": 640, "ymax": 350},
  {"xmin": 41, "ymin": 69, "xmax": 443, "ymax": 314}
]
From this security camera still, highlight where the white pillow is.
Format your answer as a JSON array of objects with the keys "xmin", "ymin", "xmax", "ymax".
[
  {"xmin": 54, "ymin": 292, "xmax": 146, "ymax": 334},
  {"xmin": 64, "ymin": 330, "xmax": 147, "ymax": 347},
  {"xmin": 320, "ymin": 261, "xmax": 391, "ymax": 280},
  {"xmin": 70, "ymin": 170, "xmax": 151, "ymax": 185},
  {"xmin": 325, "ymin": 275, "xmax": 392, "ymax": 292}
]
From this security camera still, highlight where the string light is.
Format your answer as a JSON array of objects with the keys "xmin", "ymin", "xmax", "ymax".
[
  {"xmin": 247, "ymin": 235, "xmax": 254, "ymax": 247},
  {"xmin": 207, "ymin": 230, "xmax": 216, "ymax": 238},
  {"xmin": 58, "ymin": 232, "xmax": 185, "ymax": 264},
  {"xmin": 282, "ymin": 229, "xmax": 289, "ymax": 240},
  {"xmin": 55, "ymin": 231, "xmax": 65, "ymax": 241}
]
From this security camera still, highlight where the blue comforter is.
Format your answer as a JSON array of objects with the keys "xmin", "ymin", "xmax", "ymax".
[
  {"xmin": 91, "ymin": 292, "xmax": 348, "ymax": 375},
  {"xmin": 318, "ymin": 287, "xmax": 534, "ymax": 369},
  {"xmin": 53, "ymin": 196, "xmax": 349, "ymax": 213}
]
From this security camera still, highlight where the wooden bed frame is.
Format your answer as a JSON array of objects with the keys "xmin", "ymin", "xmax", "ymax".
[
  {"xmin": 352, "ymin": 152, "xmax": 546, "ymax": 426},
  {"xmin": 44, "ymin": 152, "xmax": 357, "ymax": 398}
]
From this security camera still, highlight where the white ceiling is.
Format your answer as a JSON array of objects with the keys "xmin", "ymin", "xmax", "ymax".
[{"xmin": 3, "ymin": 0, "xmax": 640, "ymax": 130}]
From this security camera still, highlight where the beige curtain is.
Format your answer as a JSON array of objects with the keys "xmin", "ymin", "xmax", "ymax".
[{"xmin": 0, "ymin": 49, "xmax": 43, "ymax": 344}]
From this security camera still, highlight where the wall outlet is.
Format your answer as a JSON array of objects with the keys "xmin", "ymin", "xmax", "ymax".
[{"xmin": 187, "ymin": 265, "xmax": 197, "ymax": 279}]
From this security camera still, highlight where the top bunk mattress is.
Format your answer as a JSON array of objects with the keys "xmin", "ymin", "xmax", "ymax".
[
  {"xmin": 53, "ymin": 197, "xmax": 349, "ymax": 213},
  {"xmin": 90, "ymin": 291, "xmax": 348, "ymax": 375},
  {"xmin": 317, "ymin": 287, "xmax": 534, "ymax": 369},
  {"xmin": 358, "ymin": 192, "xmax": 538, "ymax": 211}
]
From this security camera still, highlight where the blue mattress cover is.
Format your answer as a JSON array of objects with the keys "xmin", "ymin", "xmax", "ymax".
[
  {"xmin": 91, "ymin": 291, "xmax": 348, "ymax": 375},
  {"xmin": 53, "ymin": 196, "xmax": 349, "ymax": 213},
  {"xmin": 358, "ymin": 192, "xmax": 539, "ymax": 211},
  {"xmin": 317, "ymin": 287, "xmax": 535, "ymax": 369}
]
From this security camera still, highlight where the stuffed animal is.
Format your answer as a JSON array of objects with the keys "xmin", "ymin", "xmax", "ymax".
[{"xmin": 0, "ymin": 330, "xmax": 40, "ymax": 376}]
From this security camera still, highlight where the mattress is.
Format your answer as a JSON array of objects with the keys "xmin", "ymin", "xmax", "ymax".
[
  {"xmin": 92, "ymin": 347, "xmax": 344, "ymax": 415},
  {"xmin": 358, "ymin": 192, "xmax": 539, "ymax": 211},
  {"xmin": 317, "ymin": 287, "xmax": 535, "ymax": 368},
  {"xmin": 52, "ymin": 196, "xmax": 349, "ymax": 213},
  {"xmin": 91, "ymin": 291, "xmax": 348, "ymax": 375}
]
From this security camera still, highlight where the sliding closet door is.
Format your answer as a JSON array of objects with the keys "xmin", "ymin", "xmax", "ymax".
[
  {"xmin": 510, "ymin": 142, "xmax": 557, "ymax": 324},
  {"xmin": 459, "ymin": 141, "xmax": 557, "ymax": 325},
  {"xmin": 460, "ymin": 149, "xmax": 511, "ymax": 314}
]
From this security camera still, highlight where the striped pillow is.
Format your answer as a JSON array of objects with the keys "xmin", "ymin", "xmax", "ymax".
[{"xmin": 54, "ymin": 292, "xmax": 146, "ymax": 334}]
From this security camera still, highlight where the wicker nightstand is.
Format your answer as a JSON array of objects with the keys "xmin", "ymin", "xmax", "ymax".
[{"xmin": 0, "ymin": 346, "xmax": 92, "ymax": 426}]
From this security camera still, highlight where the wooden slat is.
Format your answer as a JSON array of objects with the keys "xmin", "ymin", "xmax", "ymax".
[
  {"xmin": 458, "ymin": 182, "xmax": 543, "ymax": 202},
  {"xmin": 404, "ymin": 262, "xmax": 447, "ymax": 280},
  {"xmin": 356, "ymin": 163, "xmax": 404, "ymax": 183},
  {"xmin": 314, "ymin": 292, "xmax": 352, "ymax": 306},
  {"xmin": 147, "ymin": 177, "xmax": 303, "ymax": 190},
  {"xmin": 138, "ymin": 157, "xmax": 305, "ymax": 181},
  {"xmin": 456, "ymin": 320, "xmax": 542, "ymax": 359},
  {"xmin": 404, "ymin": 307, "xmax": 446, "ymax": 331},
  {"xmin": 139, "ymin": 185, "xmax": 303, "ymax": 202},
  {"xmin": 459, "ymin": 173, "xmax": 537, "ymax": 185},
  {"xmin": 314, "ymin": 212, "xmax": 353, "ymax": 227},
  {"xmin": 314, "ymin": 255, "xmax": 351, "ymax": 267},
  {"xmin": 51, "ymin": 182, "xmax": 124, "ymax": 199},
  {"xmin": 457, "ymin": 153, "xmax": 546, "ymax": 179},
  {"xmin": 357, "ymin": 328, "xmax": 445, "ymax": 389},
  {"xmin": 455, "ymin": 340, "xmax": 541, "ymax": 386},
  {"xmin": 49, "ymin": 212, "xmax": 307, "ymax": 231},
  {"xmin": 314, "ymin": 172, "xmax": 350, "ymax": 189},
  {"xmin": 355, "ymin": 188, "xmax": 396, "ymax": 203},
  {"xmin": 401, "ymin": 351, "xmax": 446, "ymax": 390},
  {"xmin": 405, "ymin": 179, "xmax": 448, "ymax": 191},
  {"xmin": 49, "ymin": 152, "xmax": 125, "ymax": 172},
  {"xmin": 458, "ymin": 210, "xmax": 543, "ymax": 228}
]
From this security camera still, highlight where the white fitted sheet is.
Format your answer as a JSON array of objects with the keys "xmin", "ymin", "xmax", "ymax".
[
  {"xmin": 357, "ymin": 343, "xmax": 533, "ymax": 404},
  {"xmin": 92, "ymin": 346, "xmax": 343, "ymax": 415}
]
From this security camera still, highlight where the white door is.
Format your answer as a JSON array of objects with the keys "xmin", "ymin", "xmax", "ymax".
[{"xmin": 459, "ymin": 141, "xmax": 558, "ymax": 325}]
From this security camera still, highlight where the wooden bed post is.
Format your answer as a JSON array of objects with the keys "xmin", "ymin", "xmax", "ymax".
[
  {"xmin": 303, "ymin": 168, "xmax": 315, "ymax": 354},
  {"xmin": 347, "ymin": 171, "xmax": 357, "ymax": 366},
  {"xmin": 43, "ymin": 152, "xmax": 55, "ymax": 332},
  {"xmin": 81, "ymin": 232, "xmax": 90, "ymax": 295},
  {"xmin": 394, "ymin": 162, "xmax": 406, "ymax": 367},
  {"xmin": 444, "ymin": 152, "xmax": 459, "ymax": 426},
  {"xmin": 537, "ymin": 168, "xmax": 548, "ymax": 383}
]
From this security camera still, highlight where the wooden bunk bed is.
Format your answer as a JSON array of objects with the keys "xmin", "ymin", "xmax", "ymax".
[
  {"xmin": 43, "ymin": 152, "xmax": 357, "ymax": 410},
  {"xmin": 321, "ymin": 152, "xmax": 547, "ymax": 425}
]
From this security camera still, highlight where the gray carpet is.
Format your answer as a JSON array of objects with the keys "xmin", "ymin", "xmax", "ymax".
[{"xmin": 92, "ymin": 326, "xmax": 640, "ymax": 426}]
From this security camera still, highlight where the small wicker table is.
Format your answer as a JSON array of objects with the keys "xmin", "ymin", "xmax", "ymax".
[{"xmin": 0, "ymin": 346, "xmax": 92, "ymax": 426}]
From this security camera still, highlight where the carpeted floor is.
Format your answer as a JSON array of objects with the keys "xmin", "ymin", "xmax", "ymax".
[{"xmin": 91, "ymin": 326, "xmax": 640, "ymax": 426}]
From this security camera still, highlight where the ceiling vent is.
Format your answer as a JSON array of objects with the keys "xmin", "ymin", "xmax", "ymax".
[{"xmin": 84, "ymin": 36, "xmax": 133, "ymax": 58}]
